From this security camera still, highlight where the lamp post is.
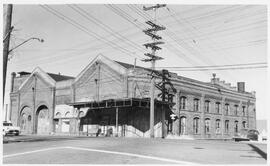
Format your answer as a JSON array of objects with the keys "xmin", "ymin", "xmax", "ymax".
[
  {"xmin": 8, "ymin": 37, "xmax": 44, "ymax": 55},
  {"xmin": 3, "ymin": 37, "xmax": 44, "ymax": 103},
  {"xmin": 3, "ymin": 36, "xmax": 44, "ymax": 108}
]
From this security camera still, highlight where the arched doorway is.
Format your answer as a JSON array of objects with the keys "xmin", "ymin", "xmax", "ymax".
[
  {"xmin": 20, "ymin": 106, "xmax": 32, "ymax": 134},
  {"xmin": 36, "ymin": 105, "xmax": 50, "ymax": 134}
]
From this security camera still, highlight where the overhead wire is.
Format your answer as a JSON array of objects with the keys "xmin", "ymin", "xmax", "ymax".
[
  {"xmin": 165, "ymin": 6, "xmax": 266, "ymax": 64},
  {"xmin": 167, "ymin": 66, "xmax": 267, "ymax": 71},
  {"xmin": 13, "ymin": 5, "xmax": 147, "ymax": 68},
  {"xmin": 155, "ymin": 62, "xmax": 267, "ymax": 69},
  {"xmin": 68, "ymin": 4, "xmax": 146, "ymax": 55},
  {"xmin": 124, "ymin": 4, "xmax": 213, "ymax": 74},
  {"xmin": 15, "ymin": 28, "xmax": 144, "ymax": 67},
  {"xmin": 39, "ymin": 5, "xmax": 141, "ymax": 59},
  {"xmin": 131, "ymin": 4, "xmax": 217, "ymax": 69}
]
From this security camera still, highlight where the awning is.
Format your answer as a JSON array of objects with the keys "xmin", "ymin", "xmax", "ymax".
[{"xmin": 68, "ymin": 97, "xmax": 175, "ymax": 114}]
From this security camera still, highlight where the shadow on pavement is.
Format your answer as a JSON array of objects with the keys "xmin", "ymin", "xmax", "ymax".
[{"xmin": 248, "ymin": 144, "xmax": 267, "ymax": 160}]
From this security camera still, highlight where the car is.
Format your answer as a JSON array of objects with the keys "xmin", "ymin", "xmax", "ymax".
[
  {"xmin": 3, "ymin": 121, "xmax": 20, "ymax": 136},
  {"xmin": 233, "ymin": 129, "xmax": 259, "ymax": 141},
  {"xmin": 247, "ymin": 129, "xmax": 259, "ymax": 141}
]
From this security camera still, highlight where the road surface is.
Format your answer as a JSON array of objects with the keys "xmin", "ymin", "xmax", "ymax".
[{"xmin": 3, "ymin": 135, "xmax": 267, "ymax": 164}]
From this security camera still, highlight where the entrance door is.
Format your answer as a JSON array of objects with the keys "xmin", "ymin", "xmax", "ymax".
[
  {"xmin": 37, "ymin": 106, "xmax": 50, "ymax": 134},
  {"xmin": 20, "ymin": 107, "xmax": 32, "ymax": 134}
]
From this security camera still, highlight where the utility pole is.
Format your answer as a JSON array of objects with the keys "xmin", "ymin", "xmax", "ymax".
[
  {"xmin": 142, "ymin": 4, "xmax": 166, "ymax": 138},
  {"xmin": 3, "ymin": 4, "xmax": 13, "ymax": 105},
  {"xmin": 155, "ymin": 69, "xmax": 176, "ymax": 138}
]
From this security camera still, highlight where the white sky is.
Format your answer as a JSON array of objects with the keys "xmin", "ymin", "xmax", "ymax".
[{"xmin": 3, "ymin": 3, "xmax": 268, "ymax": 120}]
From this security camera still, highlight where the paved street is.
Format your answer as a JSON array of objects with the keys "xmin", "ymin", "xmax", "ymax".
[{"xmin": 3, "ymin": 135, "xmax": 267, "ymax": 164}]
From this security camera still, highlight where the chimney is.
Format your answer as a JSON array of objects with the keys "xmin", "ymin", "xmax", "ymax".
[
  {"xmin": 10, "ymin": 72, "xmax": 16, "ymax": 92},
  {"xmin": 237, "ymin": 82, "xmax": 245, "ymax": 92},
  {"xmin": 211, "ymin": 73, "xmax": 217, "ymax": 84}
]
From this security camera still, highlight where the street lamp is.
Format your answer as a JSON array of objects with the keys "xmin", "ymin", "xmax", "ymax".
[
  {"xmin": 8, "ymin": 37, "xmax": 44, "ymax": 54},
  {"xmin": 3, "ymin": 36, "xmax": 44, "ymax": 106}
]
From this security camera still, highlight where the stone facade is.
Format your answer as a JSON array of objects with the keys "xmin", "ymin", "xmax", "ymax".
[{"xmin": 9, "ymin": 55, "xmax": 256, "ymax": 138}]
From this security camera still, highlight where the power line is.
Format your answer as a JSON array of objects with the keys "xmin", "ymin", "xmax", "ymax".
[
  {"xmin": 68, "ymin": 4, "xmax": 146, "ymax": 55},
  {"xmin": 126, "ymin": 4, "xmax": 215, "ymax": 76},
  {"xmin": 168, "ymin": 66, "xmax": 267, "ymax": 71},
  {"xmin": 14, "ymin": 28, "xmax": 144, "ymax": 67},
  {"xmin": 156, "ymin": 62, "xmax": 267, "ymax": 69},
  {"xmin": 105, "ymin": 4, "xmax": 146, "ymax": 31},
  {"xmin": 39, "ymin": 5, "xmax": 142, "ymax": 59}
]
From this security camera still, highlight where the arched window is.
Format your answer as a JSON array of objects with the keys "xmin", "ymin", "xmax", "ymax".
[
  {"xmin": 242, "ymin": 106, "xmax": 246, "ymax": 116},
  {"xmin": 55, "ymin": 112, "xmax": 61, "ymax": 118},
  {"xmin": 204, "ymin": 100, "xmax": 210, "ymax": 113},
  {"xmin": 234, "ymin": 121, "xmax": 239, "ymax": 133},
  {"xmin": 180, "ymin": 116, "xmax": 186, "ymax": 135},
  {"xmin": 234, "ymin": 105, "xmax": 238, "ymax": 116},
  {"xmin": 180, "ymin": 97, "xmax": 187, "ymax": 110},
  {"xmin": 78, "ymin": 111, "xmax": 84, "ymax": 118},
  {"xmin": 205, "ymin": 118, "xmax": 210, "ymax": 134},
  {"xmin": 193, "ymin": 117, "xmax": 199, "ymax": 134},
  {"xmin": 242, "ymin": 121, "xmax": 246, "ymax": 129},
  {"xmin": 28, "ymin": 115, "xmax": 31, "ymax": 121},
  {"xmin": 225, "ymin": 104, "xmax": 229, "ymax": 115},
  {"xmin": 215, "ymin": 102, "xmax": 221, "ymax": 114},
  {"xmin": 194, "ymin": 99, "xmax": 199, "ymax": 111},
  {"xmin": 225, "ymin": 120, "xmax": 229, "ymax": 133},
  {"xmin": 65, "ymin": 111, "xmax": 70, "ymax": 117},
  {"xmin": 216, "ymin": 119, "xmax": 221, "ymax": 134}
]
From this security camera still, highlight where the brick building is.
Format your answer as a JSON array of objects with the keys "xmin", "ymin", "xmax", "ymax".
[{"xmin": 9, "ymin": 55, "xmax": 256, "ymax": 138}]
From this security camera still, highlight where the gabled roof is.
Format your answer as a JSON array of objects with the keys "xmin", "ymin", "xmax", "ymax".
[
  {"xmin": 75, "ymin": 54, "xmax": 127, "ymax": 82},
  {"xmin": 17, "ymin": 71, "xmax": 74, "ymax": 82},
  {"xmin": 18, "ymin": 71, "xmax": 31, "ymax": 76},
  {"xmin": 18, "ymin": 67, "xmax": 56, "ymax": 90},
  {"xmin": 47, "ymin": 73, "xmax": 74, "ymax": 82},
  {"xmin": 114, "ymin": 61, "xmax": 151, "ymax": 71},
  {"xmin": 115, "ymin": 61, "xmax": 242, "ymax": 93}
]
